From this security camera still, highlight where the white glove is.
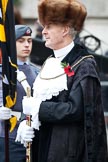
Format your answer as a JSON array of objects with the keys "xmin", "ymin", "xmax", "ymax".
[
  {"xmin": 22, "ymin": 96, "xmax": 36, "ymax": 115},
  {"xmin": 22, "ymin": 96, "xmax": 41, "ymax": 116},
  {"xmin": 15, "ymin": 120, "xmax": 34, "ymax": 147},
  {"xmin": 22, "ymin": 96, "xmax": 41, "ymax": 130},
  {"xmin": 0, "ymin": 106, "xmax": 11, "ymax": 120},
  {"xmin": 31, "ymin": 114, "xmax": 41, "ymax": 130}
]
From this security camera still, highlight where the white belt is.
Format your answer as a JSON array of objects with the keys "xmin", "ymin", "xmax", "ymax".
[
  {"xmin": 14, "ymin": 70, "xmax": 31, "ymax": 121},
  {"xmin": 11, "ymin": 111, "xmax": 21, "ymax": 121},
  {"xmin": 17, "ymin": 70, "xmax": 31, "ymax": 94}
]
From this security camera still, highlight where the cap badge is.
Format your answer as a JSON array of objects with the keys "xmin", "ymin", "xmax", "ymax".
[{"xmin": 26, "ymin": 29, "xmax": 31, "ymax": 34}]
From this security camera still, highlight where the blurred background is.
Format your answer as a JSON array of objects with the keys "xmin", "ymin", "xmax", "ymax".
[
  {"xmin": 13, "ymin": 0, "xmax": 108, "ymax": 55},
  {"xmin": 13, "ymin": 0, "xmax": 108, "ymax": 144}
]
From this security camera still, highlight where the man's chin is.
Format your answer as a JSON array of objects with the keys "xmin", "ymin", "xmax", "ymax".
[
  {"xmin": 23, "ymin": 53, "xmax": 30, "ymax": 57},
  {"xmin": 21, "ymin": 55, "xmax": 29, "ymax": 60},
  {"xmin": 45, "ymin": 42, "xmax": 52, "ymax": 49}
]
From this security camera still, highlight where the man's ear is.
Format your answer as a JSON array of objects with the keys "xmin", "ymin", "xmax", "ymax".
[{"xmin": 62, "ymin": 26, "xmax": 70, "ymax": 37}]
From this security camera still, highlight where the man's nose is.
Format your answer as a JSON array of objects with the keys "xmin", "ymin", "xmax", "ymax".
[
  {"xmin": 42, "ymin": 27, "xmax": 47, "ymax": 35},
  {"xmin": 24, "ymin": 41, "xmax": 29, "ymax": 46}
]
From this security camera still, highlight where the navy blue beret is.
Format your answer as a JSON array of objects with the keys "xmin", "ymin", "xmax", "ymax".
[{"xmin": 15, "ymin": 25, "xmax": 32, "ymax": 40}]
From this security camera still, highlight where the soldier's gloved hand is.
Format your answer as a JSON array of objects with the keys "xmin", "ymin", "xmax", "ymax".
[
  {"xmin": 15, "ymin": 120, "xmax": 35, "ymax": 147},
  {"xmin": 0, "ymin": 106, "xmax": 11, "ymax": 120}
]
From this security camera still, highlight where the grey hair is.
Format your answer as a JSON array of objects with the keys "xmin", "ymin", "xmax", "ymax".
[{"xmin": 68, "ymin": 27, "xmax": 78, "ymax": 40}]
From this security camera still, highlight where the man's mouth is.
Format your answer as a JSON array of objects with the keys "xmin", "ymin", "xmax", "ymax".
[{"xmin": 23, "ymin": 50, "xmax": 30, "ymax": 53}]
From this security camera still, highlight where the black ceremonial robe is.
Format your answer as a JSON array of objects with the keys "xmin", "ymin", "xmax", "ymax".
[{"xmin": 33, "ymin": 43, "xmax": 107, "ymax": 162}]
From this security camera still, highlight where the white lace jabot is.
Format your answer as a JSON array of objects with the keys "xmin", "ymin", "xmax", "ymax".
[{"xmin": 33, "ymin": 57, "xmax": 68, "ymax": 101}]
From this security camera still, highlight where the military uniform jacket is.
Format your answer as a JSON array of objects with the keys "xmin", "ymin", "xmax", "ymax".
[{"xmin": 0, "ymin": 62, "xmax": 38, "ymax": 139}]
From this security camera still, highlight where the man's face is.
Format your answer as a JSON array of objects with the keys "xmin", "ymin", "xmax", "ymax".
[
  {"xmin": 16, "ymin": 36, "xmax": 32, "ymax": 61},
  {"xmin": 42, "ymin": 23, "xmax": 68, "ymax": 50}
]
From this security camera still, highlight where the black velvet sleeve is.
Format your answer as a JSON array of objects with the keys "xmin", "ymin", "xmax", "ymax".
[{"xmin": 39, "ymin": 83, "xmax": 84, "ymax": 124}]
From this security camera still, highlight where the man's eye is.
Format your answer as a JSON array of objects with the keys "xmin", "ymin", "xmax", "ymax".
[
  {"xmin": 18, "ymin": 39, "xmax": 24, "ymax": 43},
  {"xmin": 19, "ymin": 40, "xmax": 23, "ymax": 43},
  {"xmin": 47, "ymin": 25, "xmax": 50, "ymax": 28},
  {"xmin": 28, "ymin": 40, "xmax": 32, "ymax": 43}
]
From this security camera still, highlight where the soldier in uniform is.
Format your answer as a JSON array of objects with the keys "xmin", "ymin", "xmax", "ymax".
[{"xmin": 0, "ymin": 25, "xmax": 39, "ymax": 162}]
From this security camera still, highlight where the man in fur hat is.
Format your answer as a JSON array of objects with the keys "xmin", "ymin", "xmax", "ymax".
[{"xmin": 16, "ymin": 0, "xmax": 108, "ymax": 162}]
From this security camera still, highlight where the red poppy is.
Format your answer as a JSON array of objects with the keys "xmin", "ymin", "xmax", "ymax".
[{"xmin": 64, "ymin": 65, "xmax": 75, "ymax": 77}]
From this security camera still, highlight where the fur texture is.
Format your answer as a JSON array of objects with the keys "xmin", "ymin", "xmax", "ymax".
[{"xmin": 38, "ymin": 0, "xmax": 87, "ymax": 31}]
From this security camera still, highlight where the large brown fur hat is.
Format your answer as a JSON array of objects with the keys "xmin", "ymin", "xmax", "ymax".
[{"xmin": 38, "ymin": 0, "xmax": 87, "ymax": 31}]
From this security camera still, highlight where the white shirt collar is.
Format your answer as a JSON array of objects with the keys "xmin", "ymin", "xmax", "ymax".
[
  {"xmin": 54, "ymin": 41, "xmax": 74, "ymax": 61},
  {"xmin": 17, "ymin": 59, "xmax": 29, "ymax": 65}
]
